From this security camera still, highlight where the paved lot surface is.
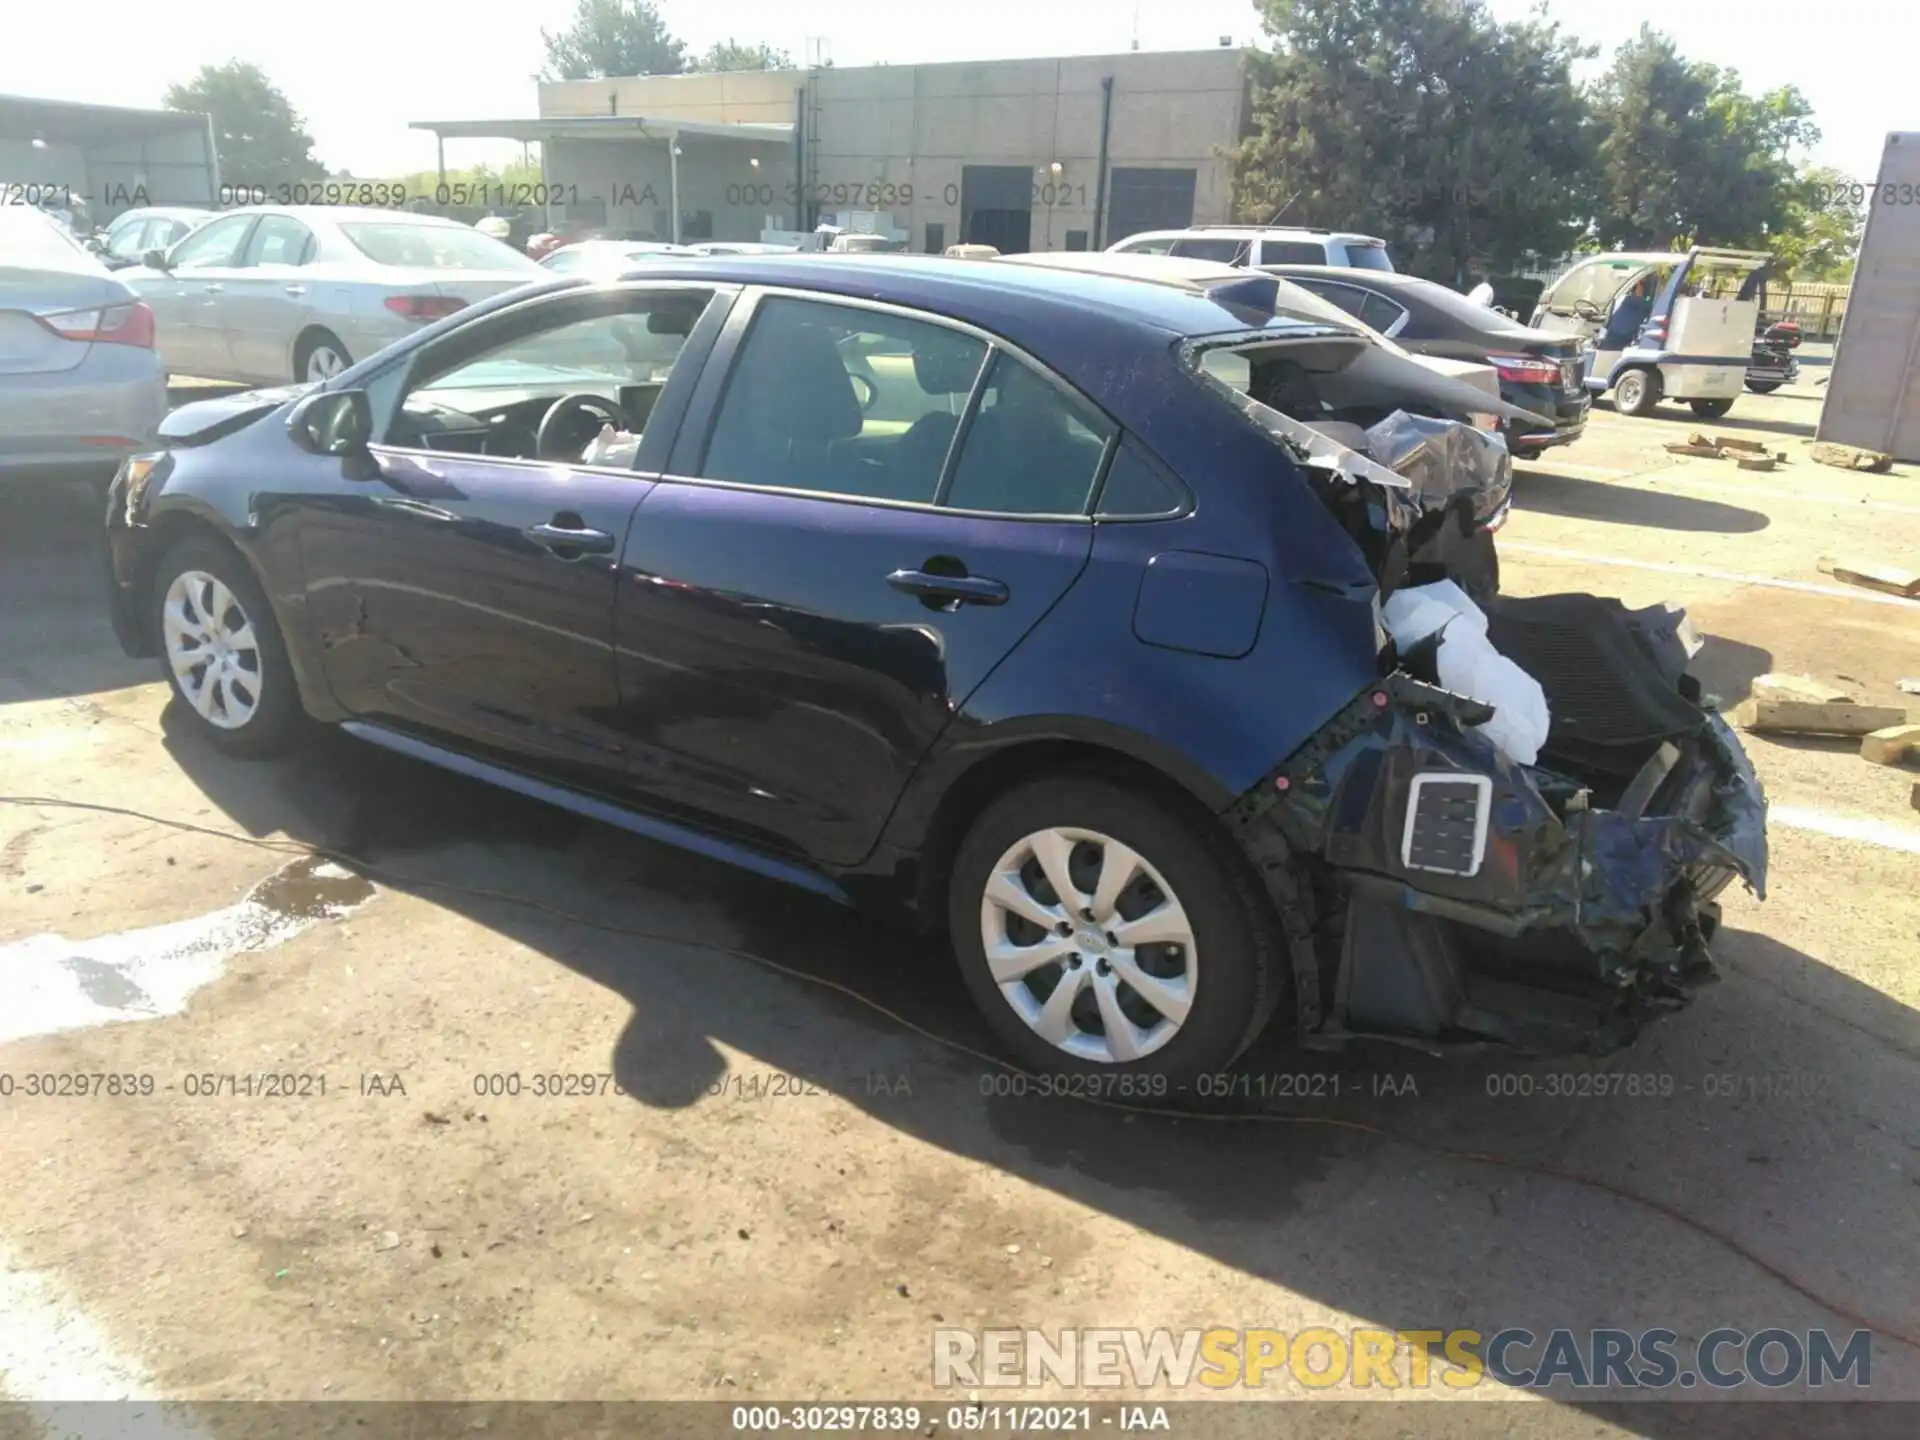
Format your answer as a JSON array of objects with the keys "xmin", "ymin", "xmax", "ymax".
[{"xmin": 2, "ymin": 361, "xmax": 1918, "ymax": 1434}]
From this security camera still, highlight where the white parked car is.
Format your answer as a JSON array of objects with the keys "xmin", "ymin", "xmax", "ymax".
[
  {"xmin": 115, "ymin": 206, "xmax": 546, "ymax": 384},
  {"xmin": 1107, "ymin": 225, "xmax": 1395, "ymax": 271},
  {"xmin": 539, "ymin": 239, "xmax": 700, "ymax": 275}
]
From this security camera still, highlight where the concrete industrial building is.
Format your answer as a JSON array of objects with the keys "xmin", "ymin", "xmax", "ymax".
[
  {"xmin": 414, "ymin": 48, "xmax": 1247, "ymax": 252},
  {"xmin": 1, "ymin": 94, "xmax": 219, "ymax": 222}
]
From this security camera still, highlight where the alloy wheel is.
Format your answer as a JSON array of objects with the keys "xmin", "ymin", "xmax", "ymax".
[
  {"xmin": 162, "ymin": 570, "xmax": 263, "ymax": 730},
  {"xmin": 305, "ymin": 346, "xmax": 347, "ymax": 381},
  {"xmin": 977, "ymin": 826, "xmax": 1197, "ymax": 1063}
]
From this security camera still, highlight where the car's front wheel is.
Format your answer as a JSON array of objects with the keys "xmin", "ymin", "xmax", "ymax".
[
  {"xmin": 152, "ymin": 536, "xmax": 305, "ymax": 757},
  {"xmin": 1746, "ymin": 381, "xmax": 1782, "ymax": 394},
  {"xmin": 948, "ymin": 777, "xmax": 1285, "ymax": 1085}
]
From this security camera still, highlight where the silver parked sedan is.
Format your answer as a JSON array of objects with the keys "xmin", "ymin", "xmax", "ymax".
[
  {"xmin": 0, "ymin": 207, "xmax": 167, "ymax": 484},
  {"xmin": 116, "ymin": 206, "xmax": 547, "ymax": 385},
  {"xmin": 92, "ymin": 206, "xmax": 212, "ymax": 270}
]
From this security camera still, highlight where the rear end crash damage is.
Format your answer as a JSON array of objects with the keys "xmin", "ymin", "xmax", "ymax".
[
  {"xmin": 1228, "ymin": 663, "xmax": 1768, "ymax": 1055},
  {"xmin": 1184, "ymin": 334, "xmax": 1531, "ymax": 602},
  {"xmin": 1189, "ymin": 358, "xmax": 1769, "ymax": 1052}
]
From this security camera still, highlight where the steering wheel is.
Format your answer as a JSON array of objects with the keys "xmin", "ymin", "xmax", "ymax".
[
  {"xmin": 1573, "ymin": 299, "xmax": 1604, "ymax": 323},
  {"xmin": 536, "ymin": 393, "xmax": 631, "ymax": 461}
]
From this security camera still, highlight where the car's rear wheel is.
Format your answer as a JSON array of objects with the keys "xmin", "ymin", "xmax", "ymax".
[
  {"xmin": 295, "ymin": 329, "xmax": 353, "ymax": 384},
  {"xmin": 1612, "ymin": 367, "xmax": 1660, "ymax": 416},
  {"xmin": 1689, "ymin": 398, "xmax": 1735, "ymax": 419},
  {"xmin": 152, "ymin": 536, "xmax": 304, "ymax": 758},
  {"xmin": 948, "ymin": 777, "xmax": 1285, "ymax": 1085}
]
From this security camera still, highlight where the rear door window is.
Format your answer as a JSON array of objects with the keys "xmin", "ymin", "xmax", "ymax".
[
  {"xmin": 242, "ymin": 215, "xmax": 315, "ymax": 266},
  {"xmin": 699, "ymin": 296, "xmax": 987, "ymax": 503},
  {"xmin": 942, "ymin": 352, "xmax": 1115, "ymax": 515},
  {"xmin": 1169, "ymin": 237, "xmax": 1246, "ymax": 263},
  {"xmin": 1341, "ymin": 243, "xmax": 1394, "ymax": 272},
  {"xmin": 1292, "ymin": 280, "xmax": 1372, "ymax": 323},
  {"xmin": 1256, "ymin": 240, "xmax": 1331, "ymax": 265}
]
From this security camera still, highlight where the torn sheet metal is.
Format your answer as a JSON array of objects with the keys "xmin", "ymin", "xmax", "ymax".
[{"xmin": 1230, "ymin": 667, "xmax": 1769, "ymax": 1050}]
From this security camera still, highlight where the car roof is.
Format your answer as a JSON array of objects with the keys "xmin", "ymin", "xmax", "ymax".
[
  {"xmin": 211, "ymin": 205, "xmax": 465, "ymax": 226},
  {"xmin": 1119, "ymin": 226, "xmax": 1387, "ymax": 245},
  {"xmin": 1263, "ymin": 264, "xmax": 1424, "ymax": 286},
  {"xmin": 610, "ymin": 253, "xmax": 1346, "ymax": 344}
]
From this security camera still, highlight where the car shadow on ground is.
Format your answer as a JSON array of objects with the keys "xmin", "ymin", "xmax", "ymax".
[
  {"xmin": 0, "ymin": 483, "xmax": 153, "ymax": 705},
  {"xmin": 1688, "ymin": 634, "xmax": 1775, "ymax": 710},
  {"xmin": 1516, "ymin": 469, "xmax": 1769, "ymax": 533},
  {"xmin": 156, "ymin": 711, "xmax": 1920, "ymax": 1425}
]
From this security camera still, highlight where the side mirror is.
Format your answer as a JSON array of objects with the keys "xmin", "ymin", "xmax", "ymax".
[
  {"xmin": 142, "ymin": 247, "xmax": 170, "ymax": 271},
  {"xmin": 288, "ymin": 389, "xmax": 374, "ymax": 457}
]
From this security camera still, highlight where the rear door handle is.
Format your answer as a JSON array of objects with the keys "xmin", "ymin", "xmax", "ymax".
[
  {"xmin": 886, "ymin": 568, "xmax": 1009, "ymax": 606},
  {"xmin": 283, "ymin": 284, "xmax": 306, "ymax": 296},
  {"xmin": 201, "ymin": 283, "xmax": 223, "ymax": 294},
  {"xmin": 527, "ymin": 518, "xmax": 615, "ymax": 556}
]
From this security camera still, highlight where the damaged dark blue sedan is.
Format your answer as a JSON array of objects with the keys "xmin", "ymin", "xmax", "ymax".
[{"xmin": 102, "ymin": 256, "xmax": 1767, "ymax": 1081}]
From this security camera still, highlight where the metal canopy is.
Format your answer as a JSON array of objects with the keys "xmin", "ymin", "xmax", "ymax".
[
  {"xmin": 0, "ymin": 93, "xmax": 211, "ymax": 145},
  {"xmin": 408, "ymin": 116, "xmax": 792, "ymax": 145}
]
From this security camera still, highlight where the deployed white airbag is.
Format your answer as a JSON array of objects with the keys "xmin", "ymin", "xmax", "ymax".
[{"xmin": 1381, "ymin": 580, "xmax": 1551, "ymax": 766}]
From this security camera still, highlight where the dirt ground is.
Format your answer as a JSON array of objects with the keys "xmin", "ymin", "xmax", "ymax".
[{"xmin": 3, "ymin": 355, "xmax": 1918, "ymax": 1436}]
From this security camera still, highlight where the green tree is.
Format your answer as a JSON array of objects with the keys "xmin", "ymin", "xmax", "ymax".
[
  {"xmin": 1232, "ymin": 0, "xmax": 1595, "ymax": 284},
  {"xmin": 1589, "ymin": 26, "xmax": 1817, "ymax": 249},
  {"xmin": 542, "ymin": 0, "xmax": 687, "ymax": 80},
  {"xmin": 163, "ymin": 62, "xmax": 320, "ymax": 190},
  {"xmin": 693, "ymin": 39, "xmax": 793, "ymax": 72},
  {"xmin": 1771, "ymin": 164, "xmax": 1865, "ymax": 281}
]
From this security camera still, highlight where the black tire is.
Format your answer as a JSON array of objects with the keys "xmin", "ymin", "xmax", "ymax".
[
  {"xmin": 1689, "ymin": 398, "xmax": 1735, "ymax": 419},
  {"xmin": 1745, "ymin": 381, "xmax": 1782, "ymax": 395},
  {"xmin": 293, "ymin": 328, "xmax": 353, "ymax": 384},
  {"xmin": 150, "ymin": 535, "xmax": 305, "ymax": 758},
  {"xmin": 947, "ymin": 776, "xmax": 1287, "ymax": 1085},
  {"xmin": 1612, "ymin": 366, "xmax": 1661, "ymax": 417}
]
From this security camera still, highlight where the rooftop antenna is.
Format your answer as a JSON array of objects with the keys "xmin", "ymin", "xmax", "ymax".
[
  {"xmin": 804, "ymin": 36, "xmax": 831, "ymax": 68},
  {"xmin": 1131, "ymin": 4, "xmax": 1140, "ymax": 50}
]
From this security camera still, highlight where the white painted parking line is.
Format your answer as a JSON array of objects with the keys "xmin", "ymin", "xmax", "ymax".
[
  {"xmin": 1499, "ymin": 542, "xmax": 1920, "ymax": 607},
  {"xmin": 1770, "ymin": 806, "xmax": 1920, "ymax": 857}
]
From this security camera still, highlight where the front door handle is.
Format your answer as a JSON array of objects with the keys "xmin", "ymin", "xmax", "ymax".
[
  {"xmin": 527, "ymin": 517, "xmax": 615, "ymax": 556},
  {"xmin": 201, "ymin": 283, "xmax": 223, "ymax": 294},
  {"xmin": 284, "ymin": 284, "xmax": 306, "ymax": 296},
  {"xmin": 886, "ymin": 568, "xmax": 1009, "ymax": 607}
]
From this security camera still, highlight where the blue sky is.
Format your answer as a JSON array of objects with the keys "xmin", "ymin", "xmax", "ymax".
[{"xmin": 3, "ymin": 0, "xmax": 1904, "ymax": 180}]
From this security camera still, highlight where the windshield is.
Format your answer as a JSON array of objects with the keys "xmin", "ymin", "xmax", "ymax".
[
  {"xmin": 417, "ymin": 309, "xmax": 698, "ymax": 395},
  {"xmin": 339, "ymin": 222, "xmax": 544, "ymax": 272}
]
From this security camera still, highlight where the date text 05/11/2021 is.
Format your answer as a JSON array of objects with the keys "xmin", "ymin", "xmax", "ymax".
[{"xmin": 727, "ymin": 1405, "xmax": 1172, "ymax": 1434}]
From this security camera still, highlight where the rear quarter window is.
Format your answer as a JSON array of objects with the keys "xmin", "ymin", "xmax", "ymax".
[
  {"xmin": 1094, "ymin": 437, "xmax": 1188, "ymax": 518},
  {"xmin": 1258, "ymin": 241, "xmax": 1332, "ymax": 265}
]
